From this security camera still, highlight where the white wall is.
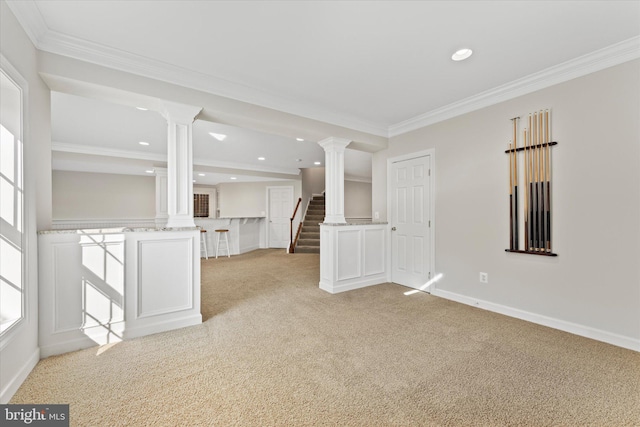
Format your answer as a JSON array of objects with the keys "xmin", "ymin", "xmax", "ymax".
[
  {"xmin": 217, "ymin": 180, "xmax": 301, "ymax": 218},
  {"xmin": 52, "ymin": 171, "xmax": 155, "ymax": 220},
  {"xmin": 344, "ymin": 180, "xmax": 372, "ymax": 219},
  {"xmin": 0, "ymin": 0, "xmax": 51, "ymax": 402},
  {"xmin": 374, "ymin": 60, "xmax": 640, "ymax": 346}
]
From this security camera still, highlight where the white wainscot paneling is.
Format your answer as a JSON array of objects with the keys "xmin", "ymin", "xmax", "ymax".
[
  {"xmin": 40, "ymin": 233, "xmax": 127, "ymax": 357},
  {"xmin": 52, "ymin": 218, "xmax": 156, "ymax": 230},
  {"xmin": 38, "ymin": 229, "xmax": 201, "ymax": 357},
  {"xmin": 320, "ymin": 227, "xmax": 332, "ymax": 282},
  {"xmin": 337, "ymin": 230, "xmax": 361, "ymax": 280},
  {"xmin": 137, "ymin": 238, "xmax": 192, "ymax": 318},
  {"xmin": 53, "ymin": 242, "xmax": 83, "ymax": 333},
  {"xmin": 319, "ymin": 223, "xmax": 388, "ymax": 294},
  {"xmin": 195, "ymin": 217, "xmax": 264, "ymax": 257},
  {"xmin": 364, "ymin": 228, "xmax": 385, "ymax": 276}
]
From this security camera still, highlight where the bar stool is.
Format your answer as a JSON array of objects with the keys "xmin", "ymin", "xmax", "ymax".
[
  {"xmin": 215, "ymin": 229, "xmax": 230, "ymax": 258},
  {"xmin": 200, "ymin": 229, "xmax": 208, "ymax": 259}
]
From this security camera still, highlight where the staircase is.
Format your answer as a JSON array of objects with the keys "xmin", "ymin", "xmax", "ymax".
[{"xmin": 294, "ymin": 195, "xmax": 325, "ymax": 254}]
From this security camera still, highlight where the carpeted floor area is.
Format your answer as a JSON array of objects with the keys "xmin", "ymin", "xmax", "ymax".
[{"xmin": 11, "ymin": 249, "xmax": 640, "ymax": 426}]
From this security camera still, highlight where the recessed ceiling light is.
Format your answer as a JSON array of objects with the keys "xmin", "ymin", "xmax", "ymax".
[
  {"xmin": 145, "ymin": 170, "xmax": 154, "ymax": 174},
  {"xmin": 193, "ymin": 180, "xmax": 196, "ymax": 183},
  {"xmin": 314, "ymin": 161, "xmax": 321, "ymax": 165},
  {"xmin": 258, "ymin": 157, "xmax": 265, "ymax": 161},
  {"xmin": 136, "ymin": 107, "xmax": 148, "ymax": 111},
  {"xmin": 230, "ymin": 177, "xmax": 237, "ymax": 180},
  {"xmin": 209, "ymin": 132, "xmax": 227, "ymax": 141},
  {"xmin": 296, "ymin": 138, "xmax": 304, "ymax": 142},
  {"xmin": 452, "ymin": 48, "xmax": 473, "ymax": 61},
  {"xmin": 139, "ymin": 141, "xmax": 150, "ymax": 146}
]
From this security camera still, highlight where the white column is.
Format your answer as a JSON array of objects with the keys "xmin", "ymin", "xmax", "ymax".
[
  {"xmin": 160, "ymin": 101, "xmax": 202, "ymax": 228},
  {"xmin": 153, "ymin": 167, "xmax": 168, "ymax": 227},
  {"xmin": 318, "ymin": 137, "xmax": 351, "ymax": 224}
]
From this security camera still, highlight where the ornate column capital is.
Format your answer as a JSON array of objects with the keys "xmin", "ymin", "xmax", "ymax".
[{"xmin": 318, "ymin": 137, "xmax": 351, "ymax": 152}]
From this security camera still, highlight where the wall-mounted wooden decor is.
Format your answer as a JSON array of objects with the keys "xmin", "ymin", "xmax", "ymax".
[{"xmin": 505, "ymin": 110, "xmax": 558, "ymax": 256}]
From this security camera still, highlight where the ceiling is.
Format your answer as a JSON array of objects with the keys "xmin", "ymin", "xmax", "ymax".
[
  {"xmin": 51, "ymin": 91, "xmax": 373, "ymax": 185},
  {"xmin": 7, "ymin": 1, "xmax": 640, "ymax": 183}
]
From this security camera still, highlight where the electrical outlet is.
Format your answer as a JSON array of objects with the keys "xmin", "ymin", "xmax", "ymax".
[
  {"xmin": 479, "ymin": 272, "xmax": 488, "ymax": 283},
  {"xmin": 374, "ymin": 211, "xmax": 380, "ymax": 219}
]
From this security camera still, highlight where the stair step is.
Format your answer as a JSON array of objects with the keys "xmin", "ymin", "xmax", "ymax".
[
  {"xmin": 294, "ymin": 195, "xmax": 325, "ymax": 254},
  {"xmin": 300, "ymin": 232, "xmax": 319, "ymax": 239},
  {"xmin": 297, "ymin": 238, "xmax": 319, "ymax": 245},
  {"xmin": 295, "ymin": 246, "xmax": 320, "ymax": 254}
]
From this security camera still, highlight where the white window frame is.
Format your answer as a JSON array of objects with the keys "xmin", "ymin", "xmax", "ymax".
[{"xmin": 0, "ymin": 54, "xmax": 29, "ymax": 347}]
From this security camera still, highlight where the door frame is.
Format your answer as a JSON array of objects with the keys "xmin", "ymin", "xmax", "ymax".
[
  {"xmin": 265, "ymin": 185, "xmax": 294, "ymax": 249},
  {"xmin": 386, "ymin": 149, "xmax": 436, "ymax": 290}
]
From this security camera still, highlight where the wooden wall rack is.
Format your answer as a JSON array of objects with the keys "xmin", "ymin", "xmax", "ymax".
[{"xmin": 505, "ymin": 111, "xmax": 558, "ymax": 257}]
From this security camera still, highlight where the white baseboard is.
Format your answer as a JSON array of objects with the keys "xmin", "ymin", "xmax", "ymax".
[
  {"xmin": 40, "ymin": 315, "xmax": 202, "ymax": 358},
  {"xmin": 40, "ymin": 336, "xmax": 99, "ymax": 358},
  {"xmin": 319, "ymin": 275, "xmax": 385, "ymax": 294},
  {"xmin": 239, "ymin": 244, "xmax": 260, "ymax": 254},
  {"xmin": 0, "ymin": 348, "xmax": 39, "ymax": 403},
  {"xmin": 123, "ymin": 314, "xmax": 202, "ymax": 340},
  {"xmin": 431, "ymin": 288, "xmax": 640, "ymax": 352}
]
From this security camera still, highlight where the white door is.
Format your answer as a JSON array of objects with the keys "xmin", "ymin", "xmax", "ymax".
[
  {"xmin": 268, "ymin": 187, "xmax": 293, "ymax": 248},
  {"xmin": 390, "ymin": 155, "xmax": 432, "ymax": 289}
]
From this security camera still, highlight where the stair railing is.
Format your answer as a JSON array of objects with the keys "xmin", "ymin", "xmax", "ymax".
[{"xmin": 289, "ymin": 197, "xmax": 302, "ymax": 253}]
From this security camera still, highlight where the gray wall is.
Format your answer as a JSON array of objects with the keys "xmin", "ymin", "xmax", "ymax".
[
  {"xmin": 301, "ymin": 167, "xmax": 325, "ymax": 220},
  {"xmin": 373, "ymin": 59, "xmax": 640, "ymax": 341},
  {"xmin": 344, "ymin": 180, "xmax": 372, "ymax": 219},
  {"xmin": 301, "ymin": 167, "xmax": 372, "ymax": 219},
  {"xmin": 52, "ymin": 171, "xmax": 155, "ymax": 219}
]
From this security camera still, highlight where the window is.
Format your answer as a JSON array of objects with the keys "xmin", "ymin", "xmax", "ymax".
[
  {"xmin": 194, "ymin": 193, "xmax": 209, "ymax": 218},
  {"xmin": 0, "ymin": 64, "xmax": 25, "ymax": 335}
]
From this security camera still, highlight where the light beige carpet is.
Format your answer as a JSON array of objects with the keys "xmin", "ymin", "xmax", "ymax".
[{"xmin": 11, "ymin": 249, "xmax": 640, "ymax": 426}]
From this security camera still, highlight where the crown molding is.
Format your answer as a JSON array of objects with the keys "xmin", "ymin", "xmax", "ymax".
[
  {"xmin": 344, "ymin": 174, "xmax": 372, "ymax": 184},
  {"xmin": 5, "ymin": 0, "xmax": 48, "ymax": 46},
  {"xmin": 9, "ymin": 1, "xmax": 639, "ymax": 140},
  {"xmin": 192, "ymin": 159, "xmax": 301, "ymax": 177},
  {"xmin": 388, "ymin": 36, "xmax": 640, "ymax": 137},
  {"xmin": 6, "ymin": 1, "xmax": 388, "ymax": 138},
  {"xmin": 51, "ymin": 142, "xmax": 302, "ymax": 176},
  {"xmin": 52, "ymin": 141, "xmax": 167, "ymax": 162}
]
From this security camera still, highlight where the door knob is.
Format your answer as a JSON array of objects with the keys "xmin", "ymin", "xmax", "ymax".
[{"xmin": 391, "ymin": 227, "xmax": 397, "ymax": 231}]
